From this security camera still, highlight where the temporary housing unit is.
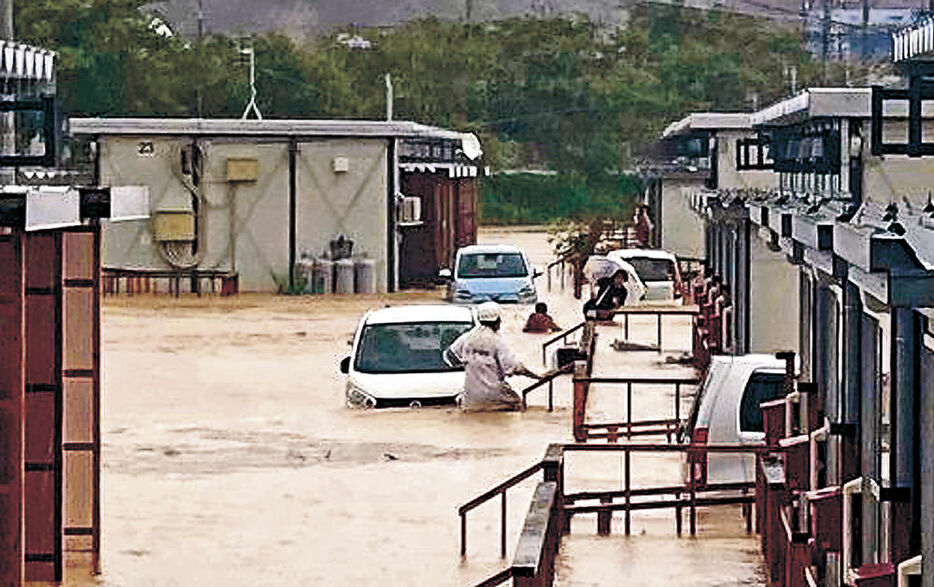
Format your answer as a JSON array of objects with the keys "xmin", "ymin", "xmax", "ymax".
[
  {"xmin": 641, "ymin": 112, "xmax": 772, "ymax": 261},
  {"xmin": 679, "ymin": 81, "xmax": 934, "ymax": 586},
  {"xmin": 68, "ymin": 119, "xmax": 482, "ymax": 292}
]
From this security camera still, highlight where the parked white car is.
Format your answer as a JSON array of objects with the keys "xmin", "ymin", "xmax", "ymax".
[
  {"xmin": 440, "ymin": 244, "xmax": 540, "ymax": 304},
  {"xmin": 682, "ymin": 354, "xmax": 789, "ymax": 485},
  {"xmin": 340, "ymin": 305, "xmax": 476, "ymax": 408},
  {"xmin": 608, "ymin": 249, "xmax": 682, "ymax": 301}
]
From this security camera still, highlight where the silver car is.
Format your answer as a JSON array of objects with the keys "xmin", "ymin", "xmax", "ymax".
[{"xmin": 440, "ymin": 244, "xmax": 540, "ymax": 304}]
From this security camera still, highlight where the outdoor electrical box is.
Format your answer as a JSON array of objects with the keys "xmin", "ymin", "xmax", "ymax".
[
  {"xmin": 226, "ymin": 157, "xmax": 259, "ymax": 182},
  {"xmin": 332, "ymin": 156, "xmax": 350, "ymax": 173},
  {"xmin": 153, "ymin": 210, "xmax": 195, "ymax": 241}
]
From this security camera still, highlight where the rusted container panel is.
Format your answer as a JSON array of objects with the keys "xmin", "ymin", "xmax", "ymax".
[
  {"xmin": 25, "ymin": 393, "xmax": 55, "ymax": 463},
  {"xmin": 24, "ymin": 232, "xmax": 63, "ymax": 583},
  {"xmin": 25, "ymin": 295, "xmax": 56, "ymax": 385},
  {"xmin": 64, "ymin": 452, "xmax": 93, "ymax": 528},
  {"xmin": 25, "ymin": 233, "xmax": 57, "ymax": 290},
  {"xmin": 64, "ymin": 379, "xmax": 94, "ymax": 443},
  {"xmin": 24, "ymin": 470, "xmax": 56, "ymax": 581},
  {"xmin": 62, "ymin": 232, "xmax": 95, "ymax": 280},
  {"xmin": 64, "ymin": 288, "xmax": 94, "ymax": 371},
  {"xmin": 0, "ymin": 231, "xmax": 25, "ymax": 587},
  {"xmin": 61, "ymin": 229, "xmax": 101, "ymax": 569}
]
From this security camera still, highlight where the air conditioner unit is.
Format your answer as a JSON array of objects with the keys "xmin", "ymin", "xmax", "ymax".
[{"xmin": 400, "ymin": 196, "xmax": 422, "ymax": 224}]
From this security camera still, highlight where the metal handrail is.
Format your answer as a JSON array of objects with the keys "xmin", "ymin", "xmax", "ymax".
[
  {"xmin": 459, "ymin": 461, "xmax": 544, "ymax": 557},
  {"xmin": 520, "ymin": 365, "xmax": 572, "ymax": 412},
  {"xmin": 541, "ymin": 320, "xmax": 586, "ymax": 365},
  {"xmin": 473, "ymin": 568, "xmax": 513, "ymax": 587},
  {"xmin": 572, "ymin": 376, "xmax": 699, "ymax": 443}
]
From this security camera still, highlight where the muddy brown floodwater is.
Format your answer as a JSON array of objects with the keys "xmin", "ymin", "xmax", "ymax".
[{"xmin": 54, "ymin": 227, "xmax": 765, "ymax": 586}]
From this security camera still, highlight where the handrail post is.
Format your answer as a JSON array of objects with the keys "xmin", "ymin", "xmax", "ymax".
[
  {"xmin": 656, "ymin": 314, "xmax": 662, "ymax": 353},
  {"xmin": 626, "ymin": 382, "xmax": 633, "ymax": 440},
  {"xmin": 501, "ymin": 492, "xmax": 507, "ymax": 558},
  {"xmin": 573, "ymin": 362, "xmax": 588, "ymax": 442},
  {"xmin": 624, "ymin": 448, "xmax": 631, "ymax": 535},
  {"xmin": 460, "ymin": 512, "xmax": 467, "ymax": 557}
]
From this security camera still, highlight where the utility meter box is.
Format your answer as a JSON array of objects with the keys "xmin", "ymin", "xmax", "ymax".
[
  {"xmin": 153, "ymin": 210, "xmax": 195, "ymax": 241},
  {"xmin": 226, "ymin": 158, "xmax": 259, "ymax": 182}
]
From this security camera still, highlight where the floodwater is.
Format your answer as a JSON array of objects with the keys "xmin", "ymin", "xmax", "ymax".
[{"xmin": 56, "ymin": 227, "xmax": 765, "ymax": 586}]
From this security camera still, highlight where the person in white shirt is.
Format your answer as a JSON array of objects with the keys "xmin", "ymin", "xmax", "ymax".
[{"xmin": 445, "ymin": 301, "xmax": 541, "ymax": 411}]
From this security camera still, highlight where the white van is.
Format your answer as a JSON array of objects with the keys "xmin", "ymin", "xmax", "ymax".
[
  {"xmin": 682, "ymin": 354, "xmax": 788, "ymax": 485},
  {"xmin": 608, "ymin": 249, "xmax": 682, "ymax": 301}
]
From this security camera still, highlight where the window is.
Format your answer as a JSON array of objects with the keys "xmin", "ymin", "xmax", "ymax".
[
  {"xmin": 626, "ymin": 257, "xmax": 675, "ymax": 282},
  {"xmin": 355, "ymin": 321, "xmax": 473, "ymax": 374},
  {"xmin": 457, "ymin": 253, "xmax": 527, "ymax": 278},
  {"xmin": 739, "ymin": 372, "xmax": 786, "ymax": 432}
]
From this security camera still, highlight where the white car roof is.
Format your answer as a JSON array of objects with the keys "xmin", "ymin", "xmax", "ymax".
[
  {"xmin": 609, "ymin": 249, "xmax": 678, "ymax": 261},
  {"xmin": 457, "ymin": 244, "xmax": 523, "ymax": 255},
  {"xmin": 365, "ymin": 304, "xmax": 474, "ymax": 325},
  {"xmin": 709, "ymin": 354, "xmax": 786, "ymax": 370}
]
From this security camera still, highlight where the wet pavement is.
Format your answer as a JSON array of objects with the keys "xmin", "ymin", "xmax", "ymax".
[{"xmin": 56, "ymin": 227, "xmax": 765, "ymax": 586}]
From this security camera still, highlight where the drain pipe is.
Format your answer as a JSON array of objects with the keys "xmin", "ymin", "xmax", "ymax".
[
  {"xmin": 896, "ymin": 555, "xmax": 921, "ymax": 587},
  {"xmin": 843, "ymin": 476, "xmax": 881, "ymax": 582},
  {"xmin": 810, "ymin": 418, "xmax": 831, "ymax": 490}
]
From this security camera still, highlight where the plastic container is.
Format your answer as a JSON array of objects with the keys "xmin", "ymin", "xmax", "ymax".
[
  {"xmin": 296, "ymin": 257, "xmax": 316, "ymax": 293},
  {"xmin": 334, "ymin": 258, "xmax": 355, "ymax": 294},
  {"xmin": 312, "ymin": 257, "xmax": 333, "ymax": 294},
  {"xmin": 354, "ymin": 257, "xmax": 377, "ymax": 294}
]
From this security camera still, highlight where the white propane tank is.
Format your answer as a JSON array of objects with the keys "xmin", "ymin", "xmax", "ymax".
[
  {"xmin": 334, "ymin": 258, "xmax": 355, "ymax": 294},
  {"xmin": 312, "ymin": 258, "xmax": 333, "ymax": 294},
  {"xmin": 296, "ymin": 257, "xmax": 316, "ymax": 293},
  {"xmin": 354, "ymin": 257, "xmax": 377, "ymax": 294}
]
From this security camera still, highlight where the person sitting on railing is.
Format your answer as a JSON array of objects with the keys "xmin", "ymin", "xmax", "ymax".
[
  {"xmin": 582, "ymin": 269, "xmax": 628, "ymax": 320},
  {"xmin": 523, "ymin": 302, "xmax": 562, "ymax": 333},
  {"xmin": 444, "ymin": 301, "xmax": 542, "ymax": 411}
]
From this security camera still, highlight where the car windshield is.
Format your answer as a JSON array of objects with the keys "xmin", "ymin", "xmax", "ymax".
[
  {"xmin": 626, "ymin": 257, "xmax": 675, "ymax": 282},
  {"xmin": 457, "ymin": 253, "xmax": 527, "ymax": 278},
  {"xmin": 355, "ymin": 321, "xmax": 474, "ymax": 373}
]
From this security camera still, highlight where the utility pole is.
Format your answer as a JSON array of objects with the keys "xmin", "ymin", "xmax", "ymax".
[
  {"xmin": 0, "ymin": 0, "xmax": 11, "ymax": 40},
  {"xmin": 861, "ymin": 0, "xmax": 869, "ymax": 60},
  {"xmin": 196, "ymin": 0, "xmax": 204, "ymax": 117},
  {"xmin": 197, "ymin": 0, "xmax": 205, "ymax": 38},
  {"xmin": 0, "ymin": 0, "xmax": 13, "ymax": 160},
  {"xmin": 821, "ymin": 0, "xmax": 830, "ymax": 84}
]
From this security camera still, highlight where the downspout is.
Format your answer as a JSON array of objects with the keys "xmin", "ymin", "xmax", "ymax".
[
  {"xmin": 288, "ymin": 138, "xmax": 297, "ymax": 292},
  {"xmin": 890, "ymin": 307, "xmax": 919, "ymax": 557},
  {"xmin": 842, "ymin": 279, "xmax": 862, "ymax": 481},
  {"xmin": 386, "ymin": 138, "xmax": 397, "ymax": 292}
]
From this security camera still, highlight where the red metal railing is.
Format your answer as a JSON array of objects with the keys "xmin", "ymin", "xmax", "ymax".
[{"xmin": 571, "ymin": 375, "xmax": 698, "ymax": 443}]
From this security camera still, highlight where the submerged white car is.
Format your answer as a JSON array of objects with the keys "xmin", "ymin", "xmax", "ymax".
[
  {"xmin": 607, "ymin": 249, "xmax": 683, "ymax": 301},
  {"xmin": 340, "ymin": 305, "xmax": 475, "ymax": 408}
]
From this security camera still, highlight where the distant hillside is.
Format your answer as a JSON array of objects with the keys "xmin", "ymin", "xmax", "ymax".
[{"xmin": 149, "ymin": 0, "xmax": 926, "ymax": 38}]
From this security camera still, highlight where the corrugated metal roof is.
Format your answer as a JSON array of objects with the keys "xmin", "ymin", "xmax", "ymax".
[{"xmin": 68, "ymin": 117, "xmax": 470, "ymax": 140}]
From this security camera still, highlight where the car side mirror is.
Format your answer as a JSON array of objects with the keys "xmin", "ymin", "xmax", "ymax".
[
  {"xmin": 438, "ymin": 268, "xmax": 452, "ymax": 280},
  {"xmin": 533, "ymin": 267, "xmax": 543, "ymax": 279},
  {"xmin": 340, "ymin": 356, "xmax": 350, "ymax": 374}
]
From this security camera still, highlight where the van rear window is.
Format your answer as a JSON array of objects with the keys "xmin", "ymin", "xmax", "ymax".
[{"xmin": 739, "ymin": 372, "xmax": 786, "ymax": 432}]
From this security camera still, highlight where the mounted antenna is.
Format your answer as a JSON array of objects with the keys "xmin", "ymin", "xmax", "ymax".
[{"xmin": 240, "ymin": 47, "xmax": 262, "ymax": 120}]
